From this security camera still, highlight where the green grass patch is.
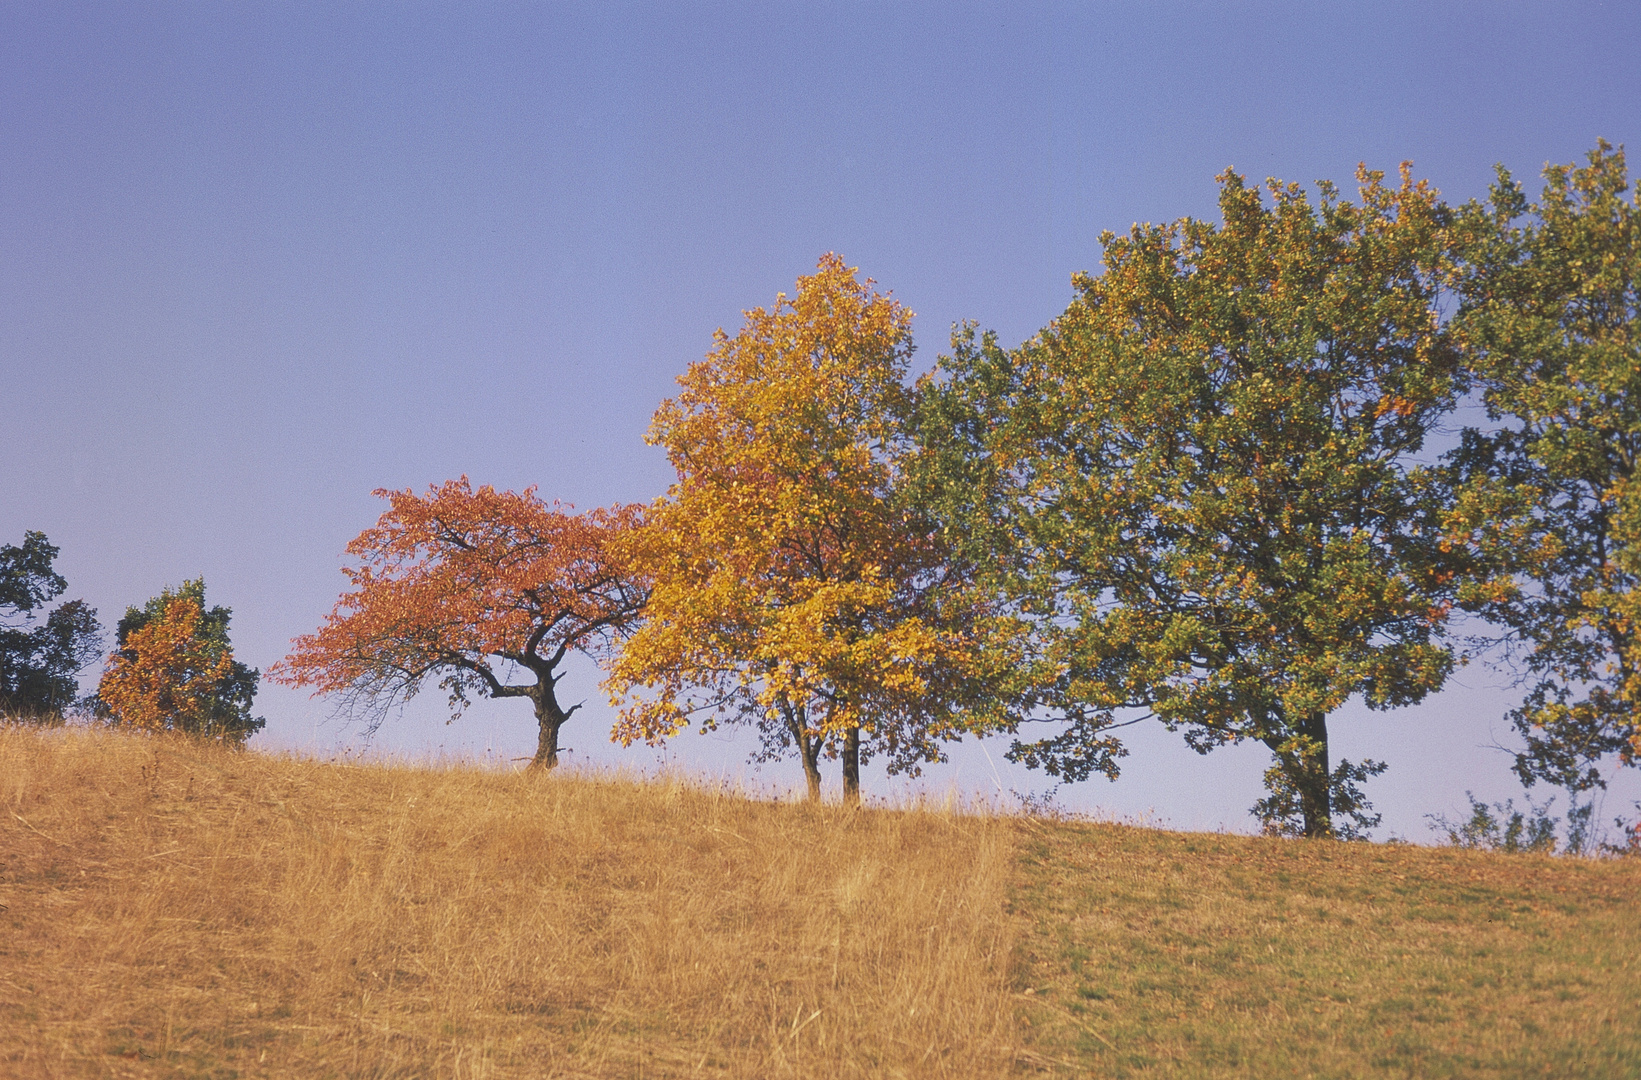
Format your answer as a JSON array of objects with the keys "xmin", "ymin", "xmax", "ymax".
[{"xmin": 1010, "ymin": 820, "xmax": 1641, "ymax": 1078}]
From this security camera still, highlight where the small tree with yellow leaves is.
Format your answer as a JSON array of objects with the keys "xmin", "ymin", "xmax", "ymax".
[{"xmin": 97, "ymin": 579, "xmax": 262, "ymax": 743}]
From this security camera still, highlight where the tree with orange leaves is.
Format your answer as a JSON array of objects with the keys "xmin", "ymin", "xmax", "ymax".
[
  {"xmin": 274, "ymin": 479, "xmax": 648, "ymax": 769},
  {"xmin": 97, "ymin": 579, "xmax": 263, "ymax": 743},
  {"xmin": 606, "ymin": 254, "xmax": 1018, "ymax": 803}
]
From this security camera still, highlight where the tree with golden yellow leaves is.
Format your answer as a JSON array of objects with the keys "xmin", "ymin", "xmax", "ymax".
[{"xmin": 607, "ymin": 254, "xmax": 1018, "ymax": 803}]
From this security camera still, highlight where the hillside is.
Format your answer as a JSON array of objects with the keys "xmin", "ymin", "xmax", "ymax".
[
  {"xmin": 1011, "ymin": 821, "xmax": 1638, "ymax": 1077},
  {"xmin": 2, "ymin": 726, "xmax": 1637, "ymax": 1078}
]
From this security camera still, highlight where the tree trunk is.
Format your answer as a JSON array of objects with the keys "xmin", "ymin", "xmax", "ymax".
[
  {"xmin": 782, "ymin": 699, "xmax": 824, "ymax": 801},
  {"xmin": 842, "ymin": 725, "xmax": 861, "ymax": 807},
  {"xmin": 531, "ymin": 711, "xmax": 561, "ymax": 770},
  {"xmin": 528, "ymin": 680, "xmax": 574, "ymax": 771},
  {"xmin": 1296, "ymin": 712, "xmax": 1331, "ymax": 839},
  {"xmin": 801, "ymin": 741, "xmax": 823, "ymax": 802}
]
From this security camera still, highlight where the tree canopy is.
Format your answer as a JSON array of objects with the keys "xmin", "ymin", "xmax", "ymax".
[
  {"xmin": 606, "ymin": 254, "xmax": 1017, "ymax": 802},
  {"xmin": 916, "ymin": 166, "xmax": 1470, "ymax": 837},
  {"xmin": 259, "ymin": 144, "xmax": 1639, "ymax": 832},
  {"xmin": 1450, "ymin": 139, "xmax": 1641, "ymax": 793},
  {"xmin": 0, "ymin": 531, "xmax": 102, "ymax": 720},
  {"xmin": 97, "ymin": 578, "xmax": 262, "ymax": 743},
  {"xmin": 274, "ymin": 479, "xmax": 648, "ymax": 769}
]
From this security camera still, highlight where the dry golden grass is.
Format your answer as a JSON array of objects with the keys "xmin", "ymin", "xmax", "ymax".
[
  {"xmin": 6, "ymin": 724, "xmax": 1639, "ymax": 1079},
  {"xmin": 0, "ymin": 726, "xmax": 1019, "ymax": 1078}
]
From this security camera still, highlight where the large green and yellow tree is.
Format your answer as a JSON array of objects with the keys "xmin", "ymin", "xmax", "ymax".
[
  {"xmin": 274, "ymin": 480, "xmax": 648, "ymax": 769},
  {"xmin": 1450, "ymin": 140, "xmax": 1641, "ymax": 793},
  {"xmin": 916, "ymin": 166, "xmax": 1473, "ymax": 837},
  {"xmin": 606, "ymin": 254, "xmax": 1017, "ymax": 802}
]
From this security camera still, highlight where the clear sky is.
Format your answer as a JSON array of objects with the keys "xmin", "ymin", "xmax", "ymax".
[{"xmin": 4, "ymin": 1, "xmax": 1639, "ymax": 839}]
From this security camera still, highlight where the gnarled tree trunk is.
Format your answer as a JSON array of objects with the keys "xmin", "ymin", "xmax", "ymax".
[{"xmin": 527, "ymin": 675, "xmax": 579, "ymax": 771}]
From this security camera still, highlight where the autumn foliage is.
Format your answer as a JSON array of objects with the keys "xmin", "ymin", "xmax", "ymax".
[
  {"xmin": 274, "ymin": 479, "xmax": 647, "ymax": 768},
  {"xmin": 606, "ymin": 254, "xmax": 1015, "ymax": 801},
  {"xmin": 98, "ymin": 580, "xmax": 261, "ymax": 743},
  {"xmin": 268, "ymin": 144, "xmax": 1640, "ymax": 827}
]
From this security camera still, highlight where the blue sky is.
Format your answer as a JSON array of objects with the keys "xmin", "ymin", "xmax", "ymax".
[{"xmin": 4, "ymin": 2, "xmax": 1638, "ymax": 838}]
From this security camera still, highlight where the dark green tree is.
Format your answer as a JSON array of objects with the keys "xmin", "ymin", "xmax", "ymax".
[
  {"xmin": 0, "ymin": 531, "xmax": 103, "ymax": 721},
  {"xmin": 915, "ymin": 165, "xmax": 1472, "ymax": 838},
  {"xmin": 1449, "ymin": 140, "xmax": 1641, "ymax": 793}
]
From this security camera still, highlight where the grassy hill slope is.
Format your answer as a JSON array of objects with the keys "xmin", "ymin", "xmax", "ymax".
[
  {"xmin": 2, "ymin": 726, "xmax": 1637, "ymax": 1078},
  {"xmin": 1011, "ymin": 819, "xmax": 1638, "ymax": 1078}
]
